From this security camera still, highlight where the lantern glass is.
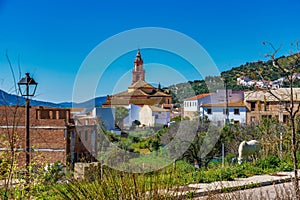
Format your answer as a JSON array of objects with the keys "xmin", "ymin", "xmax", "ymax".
[{"xmin": 18, "ymin": 73, "xmax": 38, "ymax": 97}]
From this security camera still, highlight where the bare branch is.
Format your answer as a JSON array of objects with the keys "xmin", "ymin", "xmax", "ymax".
[
  {"xmin": 5, "ymin": 51, "xmax": 18, "ymax": 95},
  {"xmin": 292, "ymin": 100, "xmax": 300, "ymax": 119},
  {"xmin": 262, "ymin": 41, "xmax": 282, "ymax": 59},
  {"xmin": 17, "ymin": 54, "xmax": 22, "ymax": 81}
]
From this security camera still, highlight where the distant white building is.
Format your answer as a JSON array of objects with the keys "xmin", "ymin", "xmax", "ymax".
[
  {"xmin": 183, "ymin": 90, "xmax": 245, "ymax": 126},
  {"xmin": 183, "ymin": 94, "xmax": 211, "ymax": 119},
  {"xmin": 123, "ymin": 104, "xmax": 141, "ymax": 128},
  {"xmin": 237, "ymin": 76, "xmax": 284, "ymax": 89},
  {"xmin": 201, "ymin": 101, "xmax": 246, "ymax": 127},
  {"xmin": 139, "ymin": 105, "xmax": 170, "ymax": 127}
]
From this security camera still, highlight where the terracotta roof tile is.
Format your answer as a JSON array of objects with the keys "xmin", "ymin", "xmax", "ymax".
[
  {"xmin": 185, "ymin": 93, "xmax": 211, "ymax": 100},
  {"xmin": 201, "ymin": 101, "xmax": 245, "ymax": 107}
]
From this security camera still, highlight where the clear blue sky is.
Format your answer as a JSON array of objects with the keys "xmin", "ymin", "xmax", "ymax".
[{"xmin": 0, "ymin": 0, "xmax": 299, "ymax": 103}]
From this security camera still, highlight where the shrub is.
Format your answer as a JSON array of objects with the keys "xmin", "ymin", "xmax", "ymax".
[
  {"xmin": 279, "ymin": 160, "xmax": 294, "ymax": 172},
  {"xmin": 254, "ymin": 155, "xmax": 280, "ymax": 169},
  {"xmin": 174, "ymin": 160, "xmax": 195, "ymax": 174}
]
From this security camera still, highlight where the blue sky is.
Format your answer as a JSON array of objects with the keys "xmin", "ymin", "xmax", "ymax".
[{"xmin": 0, "ymin": 0, "xmax": 299, "ymax": 103}]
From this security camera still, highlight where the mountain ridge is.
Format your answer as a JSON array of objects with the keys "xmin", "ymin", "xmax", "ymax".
[{"xmin": 0, "ymin": 89, "xmax": 106, "ymax": 108}]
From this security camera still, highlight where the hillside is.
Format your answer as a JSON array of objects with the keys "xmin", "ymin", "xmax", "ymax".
[
  {"xmin": 221, "ymin": 54, "xmax": 300, "ymax": 89},
  {"xmin": 167, "ymin": 53, "xmax": 300, "ymax": 105},
  {"xmin": 165, "ymin": 77, "xmax": 224, "ymax": 105}
]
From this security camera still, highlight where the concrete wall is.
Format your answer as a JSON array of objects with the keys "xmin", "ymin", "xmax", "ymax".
[
  {"xmin": 139, "ymin": 105, "xmax": 154, "ymax": 126},
  {"xmin": 153, "ymin": 111, "xmax": 170, "ymax": 125},
  {"xmin": 139, "ymin": 105, "xmax": 170, "ymax": 126}
]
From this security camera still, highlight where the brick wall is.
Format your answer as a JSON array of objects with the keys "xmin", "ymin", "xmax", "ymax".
[{"xmin": 0, "ymin": 106, "xmax": 72, "ymax": 165}]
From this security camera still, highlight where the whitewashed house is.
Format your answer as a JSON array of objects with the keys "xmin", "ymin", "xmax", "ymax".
[
  {"xmin": 183, "ymin": 94, "xmax": 211, "ymax": 119},
  {"xmin": 201, "ymin": 101, "xmax": 246, "ymax": 127},
  {"xmin": 184, "ymin": 90, "xmax": 245, "ymax": 126},
  {"xmin": 202, "ymin": 90, "xmax": 245, "ymax": 126},
  {"xmin": 139, "ymin": 105, "xmax": 170, "ymax": 127},
  {"xmin": 123, "ymin": 104, "xmax": 141, "ymax": 128}
]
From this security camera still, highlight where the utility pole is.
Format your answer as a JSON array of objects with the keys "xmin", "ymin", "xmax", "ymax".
[
  {"xmin": 225, "ymin": 78, "xmax": 229, "ymax": 125},
  {"xmin": 223, "ymin": 77, "xmax": 229, "ymax": 167}
]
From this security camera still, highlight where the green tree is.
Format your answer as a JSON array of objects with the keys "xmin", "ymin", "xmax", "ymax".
[
  {"xmin": 181, "ymin": 118, "xmax": 219, "ymax": 167},
  {"xmin": 132, "ymin": 120, "xmax": 141, "ymax": 127},
  {"xmin": 115, "ymin": 107, "xmax": 129, "ymax": 128}
]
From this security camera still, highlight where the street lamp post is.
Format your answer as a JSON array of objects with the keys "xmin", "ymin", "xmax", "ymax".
[
  {"xmin": 18, "ymin": 73, "xmax": 38, "ymax": 179},
  {"xmin": 279, "ymin": 101, "xmax": 283, "ymax": 159}
]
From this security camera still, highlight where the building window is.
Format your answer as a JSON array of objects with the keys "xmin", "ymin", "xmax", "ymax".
[
  {"xmin": 50, "ymin": 111, "xmax": 56, "ymax": 119},
  {"xmin": 234, "ymin": 120, "xmax": 240, "ymax": 124},
  {"xmin": 40, "ymin": 110, "xmax": 50, "ymax": 119},
  {"xmin": 250, "ymin": 102, "xmax": 256, "ymax": 111},
  {"xmin": 265, "ymin": 102, "xmax": 270, "ymax": 111},
  {"xmin": 207, "ymin": 108, "xmax": 212, "ymax": 114},
  {"xmin": 59, "ymin": 110, "xmax": 67, "ymax": 119},
  {"xmin": 234, "ymin": 108, "xmax": 240, "ymax": 115},
  {"xmin": 250, "ymin": 116, "xmax": 256, "ymax": 122}
]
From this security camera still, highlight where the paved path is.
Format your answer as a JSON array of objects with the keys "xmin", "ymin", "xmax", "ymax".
[
  {"xmin": 172, "ymin": 171, "xmax": 299, "ymax": 199},
  {"xmin": 196, "ymin": 182, "xmax": 296, "ymax": 199}
]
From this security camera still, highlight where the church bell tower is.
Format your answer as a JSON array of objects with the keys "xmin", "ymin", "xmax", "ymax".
[{"xmin": 132, "ymin": 49, "xmax": 145, "ymax": 84}]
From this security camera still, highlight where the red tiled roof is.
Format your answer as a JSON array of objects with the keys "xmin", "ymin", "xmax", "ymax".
[
  {"xmin": 185, "ymin": 93, "xmax": 211, "ymax": 101},
  {"xmin": 102, "ymin": 98, "xmax": 164, "ymax": 107},
  {"xmin": 201, "ymin": 101, "xmax": 245, "ymax": 107}
]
